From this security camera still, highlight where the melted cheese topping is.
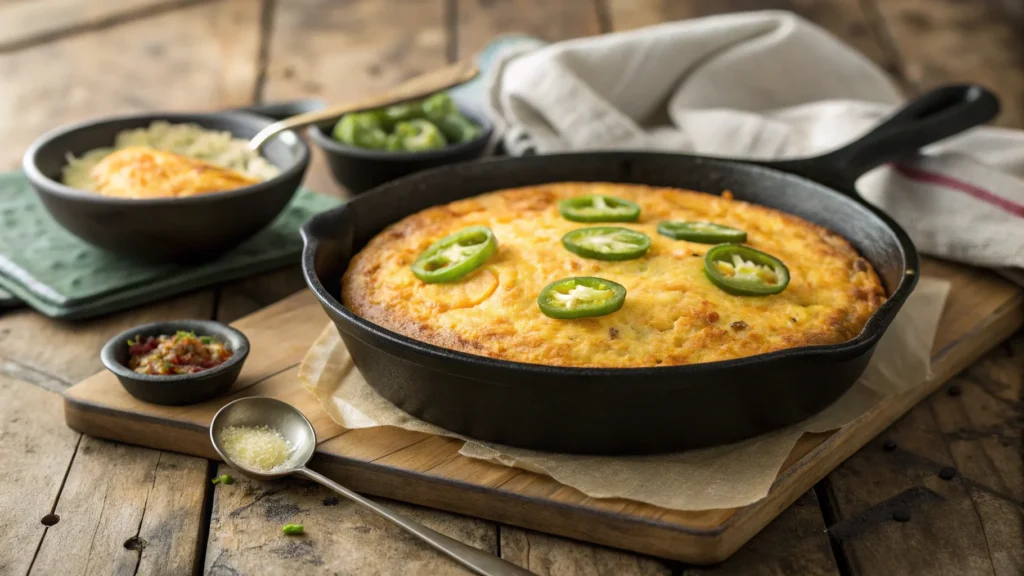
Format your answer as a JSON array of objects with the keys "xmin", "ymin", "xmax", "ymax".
[
  {"xmin": 549, "ymin": 284, "xmax": 613, "ymax": 310},
  {"xmin": 342, "ymin": 183, "xmax": 886, "ymax": 368},
  {"xmin": 88, "ymin": 147, "xmax": 259, "ymax": 198},
  {"xmin": 220, "ymin": 425, "xmax": 293, "ymax": 472}
]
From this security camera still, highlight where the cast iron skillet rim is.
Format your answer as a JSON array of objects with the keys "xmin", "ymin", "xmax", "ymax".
[
  {"xmin": 307, "ymin": 107, "xmax": 494, "ymax": 161},
  {"xmin": 300, "ymin": 152, "xmax": 919, "ymax": 379},
  {"xmin": 100, "ymin": 319, "xmax": 250, "ymax": 383},
  {"xmin": 21, "ymin": 111, "xmax": 310, "ymax": 206}
]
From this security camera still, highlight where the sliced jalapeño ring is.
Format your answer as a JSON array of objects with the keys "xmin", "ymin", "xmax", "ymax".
[
  {"xmin": 537, "ymin": 276, "xmax": 627, "ymax": 319},
  {"xmin": 561, "ymin": 227, "xmax": 651, "ymax": 261},
  {"xmin": 703, "ymin": 244, "xmax": 790, "ymax": 296},
  {"xmin": 558, "ymin": 194, "xmax": 641, "ymax": 223},
  {"xmin": 411, "ymin": 225, "xmax": 498, "ymax": 283},
  {"xmin": 657, "ymin": 220, "xmax": 747, "ymax": 244}
]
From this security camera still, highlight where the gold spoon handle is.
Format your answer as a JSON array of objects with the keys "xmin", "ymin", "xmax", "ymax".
[
  {"xmin": 248, "ymin": 60, "xmax": 480, "ymax": 151},
  {"xmin": 298, "ymin": 467, "xmax": 535, "ymax": 576}
]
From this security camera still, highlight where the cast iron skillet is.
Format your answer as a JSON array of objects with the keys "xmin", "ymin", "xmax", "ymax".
[
  {"xmin": 22, "ymin": 100, "xmax": 322, "ymax": 262},
  {"xmin": 301, "ymin": 85, "xmax": 999, "ymax": 455}
]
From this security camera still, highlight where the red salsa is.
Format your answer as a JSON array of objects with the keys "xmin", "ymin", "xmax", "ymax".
[{"xmin": 128, "ymin": 331, "xmax": 232, "ymax": 375}]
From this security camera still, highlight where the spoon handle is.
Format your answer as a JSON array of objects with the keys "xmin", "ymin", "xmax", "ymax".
[
  {"xmin": 298, "ymin": 467, "xmax": 534, "ymax": 576},
  {"xmin": 248, "ymin": 60, "xmax": 479, "ymax": 151}
]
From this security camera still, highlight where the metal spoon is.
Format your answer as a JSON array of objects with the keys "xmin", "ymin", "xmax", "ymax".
[
  {"xmin": 210, "ymin": 397, "xmax": 533, "ymax": 576},
  {"xmin": 247, "ymin": 59, "xmax": 479, "ymax": 151}
]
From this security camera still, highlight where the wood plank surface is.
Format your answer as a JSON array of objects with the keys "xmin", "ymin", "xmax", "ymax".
[
  {"xmin": 204, "ymin": 465, "xmax": 498, "ymax": 575},
  {"xmin": 869, "ymin": 0, "xmax": 1024, "ymax": 127},
  {"xmin": 604, "ymin": 0, "xmax": 897, "ymax": 76},
  {"xmin": 498, "ymin": 526, "xmax": 672, "ymax": 575},
  {"xmin": 0, "ymin": 0, "xmax": 187, "ymax": 50},
  {"xmin": 455, "ymin": 0, "xmax": 603, "ymax": 55},
  {"xmin": 0, "ymin": 376, "xmax": 81, "ymax": 575}
]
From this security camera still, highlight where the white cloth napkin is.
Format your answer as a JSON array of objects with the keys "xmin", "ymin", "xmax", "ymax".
[{"xmin": 484, "ymin": 11, "xmax": 1024, "ymax": 271}]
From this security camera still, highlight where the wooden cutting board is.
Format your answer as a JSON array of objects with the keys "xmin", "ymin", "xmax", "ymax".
[{"xmin": 64, "ymin": 257, "xmax": 1023, "ymax": 564}]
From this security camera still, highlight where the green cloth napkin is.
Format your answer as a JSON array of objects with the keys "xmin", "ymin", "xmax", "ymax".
[{"xmin": 0, "ymin": 172, "xmax": 341, "ymax": 319}]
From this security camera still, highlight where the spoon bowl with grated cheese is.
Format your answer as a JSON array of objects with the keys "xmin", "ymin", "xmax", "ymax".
[{"xmin": 209, "ymin": 397, "xmax": 534, "ymax": 576}]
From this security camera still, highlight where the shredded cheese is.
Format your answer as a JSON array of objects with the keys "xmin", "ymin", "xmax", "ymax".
[
  {"xmin": 221, "ymin": 425, "xmax": 294, "ymax": 472},
  {"xmin": 579, "ymin": 232, "xmax": 636, "ymax": 253},
  {"xmin": 550, "ymin": 284, "xmax": 611, "ymax": 309},
  {"xmin": 719, "ymin": 255, "xmax": 780, "ymax": 284}
]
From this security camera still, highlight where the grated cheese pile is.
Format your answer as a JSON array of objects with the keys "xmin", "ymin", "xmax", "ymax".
[{"xmin": 220, "ymin": 425, "xmax": 294, "ymax": 472}]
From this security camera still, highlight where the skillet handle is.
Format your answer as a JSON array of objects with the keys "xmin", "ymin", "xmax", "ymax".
[{"xmin": 767, "ymin": 84, "xmax": 1000, "ymax": 193}]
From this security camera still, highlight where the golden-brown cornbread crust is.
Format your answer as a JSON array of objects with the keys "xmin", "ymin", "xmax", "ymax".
[{"xmin": 342, "ymin": 183, "xmax": 886, "ymax": 368}]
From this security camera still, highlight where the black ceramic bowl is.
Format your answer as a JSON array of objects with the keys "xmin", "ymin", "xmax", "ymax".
[
  {"xmin": 22, "ymin": 111, "xmax": 311, "ymax": 261},
  {"xmin": 101, "ymin": 320, "xmax": 249, "ymax": 406},
  {"xmin": 308, "ymin": 108, "xmax": 493, "ymax": 195}
]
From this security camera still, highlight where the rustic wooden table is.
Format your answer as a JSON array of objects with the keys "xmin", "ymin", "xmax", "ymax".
[{"xmin": 0, "ymin": 1, "xmax": 1022, "ymax": 574}]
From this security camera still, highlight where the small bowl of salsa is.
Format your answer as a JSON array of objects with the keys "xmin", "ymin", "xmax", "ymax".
[{"xmin": 101, "ymin": 320, "xmax": 249, "ymax": 405}]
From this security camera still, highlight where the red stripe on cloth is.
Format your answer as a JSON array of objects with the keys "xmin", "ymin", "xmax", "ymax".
[{"xmin": 892, "ymin": 162, "xmax": 1024, "ymax": 218}]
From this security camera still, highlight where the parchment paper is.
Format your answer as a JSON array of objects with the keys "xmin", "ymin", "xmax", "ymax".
[{"xmin": 299, "ymin": 277, "xmax": 950, "ymax": 511}]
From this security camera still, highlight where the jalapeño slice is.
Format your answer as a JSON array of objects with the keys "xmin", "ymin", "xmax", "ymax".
[
  {"xmin": 411, "ymin": 226, "xmax": 498, "ymax": 283},
  {"xmin": 562, "ymin": 227, "xmax": 651, "ymax": 261},
  {"xmin": 657, "ymin": 220, "xmax": 747, "ymax": 244},
  {"xmin": 537, "ymin": 277, "xmax": 626, "ymax": 319},
  {"xmin": 558, "ymin": 195, "xmax": 641, "ymax": 223},
  {"xmin": 703, "ymin": 244, "xmax": 790, "ymax": 296}
]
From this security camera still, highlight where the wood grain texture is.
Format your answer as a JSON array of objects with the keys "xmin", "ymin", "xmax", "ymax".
[
  {"xmin": 604, "ymin": 0, "xmax": 896, "ymax": 76},
  {"xmin": 455, "ymin": 0, "xmax": 603, "ymax": 57},
  {"xmin": 683, "ymin": 491, "xmax": 838, "ymax": 576},
  {"xmin": 499, "ymin": 526, "xmax": 672, "ymax": 575},
  {"xmin": 31, "ymin": 437, "xmax": 159, "ymax": 575},
  {"xmin": 134, "ymin": 453, "xmax": 211, "ymax": 576},
  {"xmin": 930, "ymin": 336, "xmax": 1024, "ymax": 575},
  {"xmin": 821, "ymin": 405, "xmax": 997, "ymax": 575},
  {"xmin": 0, "ymin": 0, "xmax": 261, "ymax": 171},
  {"xmin": 871, "ymin": 0, "xmax": 1024, "ymax": 127},
  {"xmin": 0, "ymin": 376, "xmax": 80, "ymax": 576},
  {"xmin": 0, "ymin": 293, "xmax": 212, "ymax": 386},
  {"xmin": 0, "ymin": 0, "xmax": 187, "ymax": 49},
  {"xmin": 215, "ymin": 266, "xmax": 307, "ymax": 324},
  {"xmin": 204, "ymin": 466, "xmax": 498, "ymax": 575},
  {"xmin": 824, "ymin": 332, "xmax": 1024, "ymax": 576}
]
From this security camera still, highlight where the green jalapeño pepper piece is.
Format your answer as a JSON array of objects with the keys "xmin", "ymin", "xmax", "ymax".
[
  {"xmin": 558, "ymin": 195, "xmax": 641, "ymax": 223},
  {"xmin": 411, "ymin": 226, "xmax": 497, "ymax": 283},
  {"xmin": 704, "ymin": 244, "xmax": 790, "ymax": 296},
  {"xmin": 332, "ymin": 112, "xmax": 388, "ymax": 149},
  {"xmin": 657, "ymin": 220, "xmax": 747, "ymax": 244},
  {"xmin": 562, "ymin": 227, "xmax": 650, "ymax": 261},
  {"xmin": 421, "ymin": 92, "xmax": 458, "ymax": 121},
  {"xmin": 433, "ymin": 113, "xmax": 482, "ymax": 143},
  {"xmin": 383, "ymin": 102, "xmax": 424, "ymax": 128},
  {"xmin": 537, "ymin": 277, "xmax": 626, "ymax": 319},
  {"xmin": 392, "ymin": 119, "xmax": 448, "ymax": 152}
]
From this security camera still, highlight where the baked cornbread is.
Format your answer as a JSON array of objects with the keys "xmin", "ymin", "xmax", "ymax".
[{"xmin": 342, "ymin": 183, "xmax": 886, "ymax": 367}]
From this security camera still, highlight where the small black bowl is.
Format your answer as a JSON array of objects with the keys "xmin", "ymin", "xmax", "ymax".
[
  {"xmin": 101, "ymin": 320, "xmax": 250, "ymax": 406},
  {"xmin": 22, "ymin": 110, "xmax": 311, "ymax": 262},
  {"xmin": 308, "ymin": 107, "xmax": 493, "ymax": 195}
]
